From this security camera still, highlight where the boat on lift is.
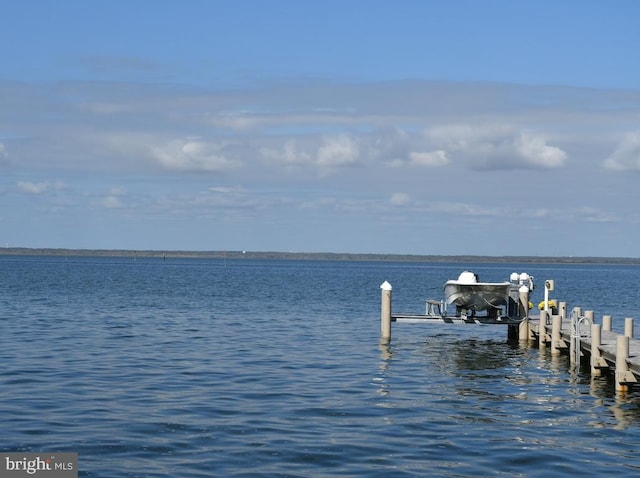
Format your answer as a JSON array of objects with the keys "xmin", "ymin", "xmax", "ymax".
[{"xmin": 444, "ymin": 271, "xmax": 534, "ymax": 318}]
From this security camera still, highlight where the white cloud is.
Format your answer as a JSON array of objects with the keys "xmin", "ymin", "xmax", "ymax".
[
  {"xmin": 260, "ymin": 139, "xmax": 312, "ymax": 165},
  {"xmin": 100, "ymin": 187, "xmax": 126, "ymax": 208},
  {"xmin": 427, "ymin": 201, "xmax": 507, "ymax": 217},
  {"xmin": 316, "ymin": 135, "xmax": 359, "ymax": 167},
  {"xmin": 208, "ymin": 185, "xmax": 246, "ymax": 194},
  {"xmin": 409, "ymin": 150, "xmax": 449, "ymax": 167},
  {"xmin": 3, "ymin": 78, "xmax": 639, "ymax": 255},
  {"xmin": 260, "ymin": 134, "xmax": 360, "ymax": 174},
  {"xmin": 209, "ymin": 112, "xmax": 265, "ymax": 131},
  {"xmin": 151, "ymin": 138, "xmax": 240, "ymax": 172},
  {"xmin": 18, "ymin": 181, "xmax": 48, "ymax": 194},
  {"xmin": 516, "ymin": 132, "xmax": 566, "ymax": 168},
  {"xmin": 299, "ymin": 196, "xmax": 338, "ymax": 209},
  {"xmin": 16, "ymin": 180, "xmax": 68, "ymax": 197},
  {"xmin": 102, "ymin": 195, "xmax": 124, "ymax": 208},
  {"xmin": 426, "ymin": 124, "xmax": 567, "ymax": 170},
  {"xmin": 576, "ymin": 207, "xmax": 618, "ymax": 223},
  {"xmin": 390, "ymin": 193, "xmax": 410, "ymax": 206},
  {"xmin": 603, "ymin": 131, "xmax": 640, "ymax": 171},
  {"xmin": 209, "ymin": 108, "xmax": 364, "ymax": 133},
  {"xmin": 369, "ymin": 128, "xmax": 411, "ymax": 164}
]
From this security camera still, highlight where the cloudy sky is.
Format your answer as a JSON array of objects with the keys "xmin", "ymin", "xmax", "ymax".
[{"xmin": 1, "ymin": 1, "xmax": 639, "ymax": 256}]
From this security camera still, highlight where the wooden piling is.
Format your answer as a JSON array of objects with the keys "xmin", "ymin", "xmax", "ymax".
[
  {"xmin": 603, "ymin": 315, "xmax": 612, "ymax": 332},
  {"xmin": 518, "ymin": 286, "xmax": 530, "ymax": 341},
  {"xmin": 538, "ymin": 310, "xmax": 548, "ymax": 348},
  {"xmin": 519, "ymin": 319, "xmax": 530, "ymax": 341},
  {"xmin": 551, "ymin": 314, "xmax": 562, "ymax": 355},
  {"xmin": 616, "ymin": 335, "xmax": 631, "ymax": 392},
  {"xmin": 591, "ymin": 323, "xmax": 602, "ymax": 376},
  {"xmin": 585, "ymin": 310, "xmax": 594, "ymax": 324},
  {"xmin": 625, "ymin": 318, "xmax": 634, "ymax": 338},
  {"xmin": 570, "ymin": 307, "xmax": 587, "ymax": 365},
  {"xmin": 569, "ymin": 307, "xmax": 580, "ymax": 364},
  {"xmin": 380, "ymin": 281, "xmax": 392, "ymax": 343}
]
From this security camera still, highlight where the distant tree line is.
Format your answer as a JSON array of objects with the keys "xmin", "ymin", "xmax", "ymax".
[{"xmin": 1, "ymin": 247, "xmax": 639, "ymax": 264}]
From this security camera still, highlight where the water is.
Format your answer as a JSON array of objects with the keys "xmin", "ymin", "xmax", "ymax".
[{"xmin": 2, "ymin": 256, "xmax": 640, "ymax": 477}]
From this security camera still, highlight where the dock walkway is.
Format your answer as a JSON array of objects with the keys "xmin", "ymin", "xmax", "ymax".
[
  {"xmin": 528, "ymin": 317, "xmax": 640, "ymax": 373},
  {"xmin": 525, "ymin": 311, "xmax": 640, "ymax": 390}
]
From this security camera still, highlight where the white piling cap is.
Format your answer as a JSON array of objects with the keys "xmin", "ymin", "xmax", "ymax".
[{"xmin": 380, "ymin": 281, "xmax": 392, "ymax": 291}]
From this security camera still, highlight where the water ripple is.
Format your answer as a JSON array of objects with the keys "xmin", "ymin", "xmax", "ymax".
[{"xmin": 3, "ymin": 258, "xmax": 640, "ymax": 476}]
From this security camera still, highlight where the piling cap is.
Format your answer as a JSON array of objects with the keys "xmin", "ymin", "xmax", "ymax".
[{"xmin": 380, "ymin": 281, "xmax": 392, "ymax": 291}]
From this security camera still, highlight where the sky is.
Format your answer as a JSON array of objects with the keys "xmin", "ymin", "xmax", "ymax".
[{"xmin": 1, "ymin": 1, "xmax": 639, "ymax": 257}]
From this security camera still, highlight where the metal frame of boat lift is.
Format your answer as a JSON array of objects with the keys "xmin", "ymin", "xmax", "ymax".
[
  {"xmin": 420, "ymin": 297, "xmax": 524, "ymax": 324},
  {"xmin": 385, "ymin": 275, "xmax": 536, "ymax": 326},
  {"xmin": 380, "ymin": 274, "xmax": 544, "ymax": 344}
]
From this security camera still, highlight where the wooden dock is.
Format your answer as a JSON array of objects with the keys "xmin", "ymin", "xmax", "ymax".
[
  {"xmin": 523, "ymin": 309, "xmax": 640, "ymax": 391},
  {"xmin": 380, "ymin": 281, "xmax": 640, "ymax": 393}
]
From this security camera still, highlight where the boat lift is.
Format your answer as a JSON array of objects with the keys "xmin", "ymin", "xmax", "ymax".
[{"xmin": 384, "ymin": 272, "xmax": 537, "ymax": 327}]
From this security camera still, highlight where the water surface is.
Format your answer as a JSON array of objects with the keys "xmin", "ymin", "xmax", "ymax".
[{"xmin": 2, "ymin": 257, "xmax": 640, "ymax": 476}]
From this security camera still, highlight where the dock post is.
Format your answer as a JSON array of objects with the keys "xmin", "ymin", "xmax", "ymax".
[
  {"xmin": 591, "ymin": 323, "xmax": 602, "ymax": 377},
  {"xmin": 518, "ymin": 286, "xmax": 530, "ymax": 340},
  {"xmin": 559, "ymin": 302, "xmax": 567, "ymax": 320},
  {"xmin": 585, "ymin": 310, "xmax": 594, "ymax": 324},
  {"xmin": 625, "ymin": 318, "xmax": 634, "ymax": 338},
  {"xmin": 591, "ymin": 323, "xmax": 602, "ymax": 376},
  {"xmin": 551, "ymin": 314, "xmax": 562, "ymax": 355},
  {"xmin": 616, "ymin": 335, "xmax": 631, "ymax": 393},
  {"xmin": 380, "ymin": 281, "xmax": 392, "ymax": 344},
  {"xmin": 570, "ymin": 307, "xmax": 582, "ymax": 364},
  {"xmin": 518, "ymin": 319, "xmax": 530, "ymax": 341},
  {"xmin": 539, "ymin": 310, "xmax": 548, "ymax": 348},
  {"xmin": 543, "ymin": 279, "xmax": 554, "ymax": 316},
  {"xmin": 603, "ymin": 315, "xmax": 612, "ymax": 332}
]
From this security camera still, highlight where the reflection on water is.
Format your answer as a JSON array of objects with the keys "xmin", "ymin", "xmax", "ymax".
[
  {"xmin": 370, "ymin": 325, "xmax": 640, "ymax": 475},
  {"xmin": 585, "ymin": 374, "xmax": 640, "ymax": 430},
  {"xmin": 377, "ymin": 325, "xmax": 640, "ymax": 434}
]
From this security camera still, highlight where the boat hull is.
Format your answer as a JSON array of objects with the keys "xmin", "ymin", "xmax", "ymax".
[{"xmin": 444, "ymin": 281, "xmax": 511, "ymax": 311}]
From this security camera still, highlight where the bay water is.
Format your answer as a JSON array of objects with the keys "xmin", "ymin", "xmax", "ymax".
[{"xmin": 2, "ymin": 256, "xmax": 640, "ymax": 477}]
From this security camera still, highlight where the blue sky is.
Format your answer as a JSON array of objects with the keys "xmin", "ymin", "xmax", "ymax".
[{"xmin": 1, "ymin": 1, "xmax": 639, "ymax": 256}]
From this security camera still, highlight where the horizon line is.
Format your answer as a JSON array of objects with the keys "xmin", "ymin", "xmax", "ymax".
[{"xmin": 1, "ymin": 247, "xmax": 638, "ymax": 264}]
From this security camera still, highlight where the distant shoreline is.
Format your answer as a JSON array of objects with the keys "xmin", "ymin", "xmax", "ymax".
[{"xmin": 1, "ymin": 247, "xmax": 639, "ymax": 265}]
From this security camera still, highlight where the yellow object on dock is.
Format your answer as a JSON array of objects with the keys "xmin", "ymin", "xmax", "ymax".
[{"xmin": 538, "ymin": 299, "xmax": 556, "ymax": 310}]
